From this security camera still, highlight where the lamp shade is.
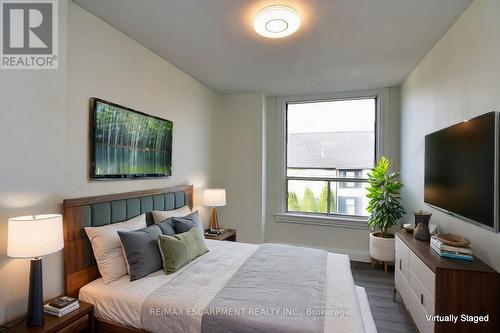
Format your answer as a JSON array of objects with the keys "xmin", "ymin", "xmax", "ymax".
[
  {"xmin": 204, "ymin": 189, "xmax": 226, "ymax": 207},
  {"xmin": 7, "ymin": 214, "xmax": 64, "ymax": 258}
]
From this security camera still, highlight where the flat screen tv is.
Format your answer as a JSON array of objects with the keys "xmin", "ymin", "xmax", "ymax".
[
  {"xmin": 91, "ymin": 98, "xmax": 173, "ymax": 178},
  {"xmin": 424, "ymin": 111, "xmax": 498, "ymax": 232}
]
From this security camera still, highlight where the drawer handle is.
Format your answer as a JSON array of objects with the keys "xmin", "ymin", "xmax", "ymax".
[
  {"xmin": 420, "ymin": 294, "xmax": 424, "ymax": 305},
  {"xmin": 399, "ymin": 258, "xmax": 402, "ymax": 270}
]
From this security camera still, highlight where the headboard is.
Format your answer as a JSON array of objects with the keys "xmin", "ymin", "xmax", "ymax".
[{"xmin": 62, "ymin": 185, "xmax": 194, "ymax": 297}]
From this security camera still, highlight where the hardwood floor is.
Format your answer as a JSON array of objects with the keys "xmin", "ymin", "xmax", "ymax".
[{"xmin": 351, "ymin": 261, "xmax": 415, "ymax": 333}]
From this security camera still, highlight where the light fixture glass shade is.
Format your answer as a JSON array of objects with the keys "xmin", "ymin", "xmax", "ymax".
[
  {"xmin": 253, "ymin": 5, "xmax": 301, "ymax": 38},
  {"xmin": 7, "ymin": 214, "xmax": 64, "ymax": 258},
  {"xmin": 204, "ymin": 189, "xmax": 226, "ymax": 207}
]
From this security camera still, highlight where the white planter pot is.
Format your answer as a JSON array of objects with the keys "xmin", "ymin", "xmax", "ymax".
[{"xmin": 369, "ymin": 231, "xmax": 395, "ymax": 262}]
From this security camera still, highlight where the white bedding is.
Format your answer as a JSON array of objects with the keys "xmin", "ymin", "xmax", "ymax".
[
  {"xmin": 79, "ymin": 240, "xmax": 374, "ymax": 332},
  {"xmin": 356, "ymin": 286, "xmax": 377, "ymax": 333}
]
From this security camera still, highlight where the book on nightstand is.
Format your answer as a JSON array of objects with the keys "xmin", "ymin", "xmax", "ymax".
[
  {"xmin": 205, "ymin": 228, "xmax": 225, "ymax": 236},
  {"xmin": 44, "ymin": 296, "xmax": 80, "ymax": 317}
]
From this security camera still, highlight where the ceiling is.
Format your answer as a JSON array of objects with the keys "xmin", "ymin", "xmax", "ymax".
[{"xmin": 73, "ymin": 0, "xmax": 472, "ymax": 96}]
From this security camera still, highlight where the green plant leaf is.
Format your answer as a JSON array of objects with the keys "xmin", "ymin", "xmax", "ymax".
[{"xmin": 365, "ymin": 156, "xmax": 406, "ymax": 232}]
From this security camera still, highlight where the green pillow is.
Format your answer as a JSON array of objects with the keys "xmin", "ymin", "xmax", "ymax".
[{"xmin": 158, "ymin": 227, "xmax": 209, "ymax": 274}]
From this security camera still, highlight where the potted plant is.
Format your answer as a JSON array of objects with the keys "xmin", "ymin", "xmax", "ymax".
[{"xmin": 367, "ymin": 156, "xmax": 406, "ymax": 269}]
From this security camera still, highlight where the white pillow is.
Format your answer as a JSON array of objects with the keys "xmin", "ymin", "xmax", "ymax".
[
  {"xmin": 152, "ymin": 206, "xmax": 192, "ymax": 223},
  {"xmin": 85, "ymin": 214, "xmax": 146, "ymax": 284}
]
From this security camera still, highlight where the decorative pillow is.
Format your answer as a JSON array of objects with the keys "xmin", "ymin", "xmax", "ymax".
[
  {"xmin": 85, "ymin": 214, "xmax": 146, "ymax": 284},
  {"xmin": 118, "ymin": 225, "xmax": 163, "ymax": 281},
  {"xmin": 158, "ymin": 227, "xmax": 209, "ymax": 274},
  {"xmin": 156, "ymin": 218, "xmax": 175, "ymax": 236},
  {"xmin": 172, "ymin": 211, "xmax": 205, "ymax": 239},
  {"xmin": 152, "ymin": 206, "xmax": 191, "ymax": 223}
]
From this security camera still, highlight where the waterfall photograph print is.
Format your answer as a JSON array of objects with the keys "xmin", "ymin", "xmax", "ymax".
[{"xmin": 91, "ymin": 98, "xmax": 173, "ymax": 178}]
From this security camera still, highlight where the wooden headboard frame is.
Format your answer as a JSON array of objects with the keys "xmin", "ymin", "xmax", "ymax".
[{"xmin": 62, "ymin": 185, "xmax": 194, "ymax": 298}]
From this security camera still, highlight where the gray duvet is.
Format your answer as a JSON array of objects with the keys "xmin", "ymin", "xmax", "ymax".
[
  {"xmin": 137, "ymin": 240, "xmax": 365, "ymax": 333},
  {"xmin": 201, "ymin": 243, "xmax": 327, "ymax": 333}
]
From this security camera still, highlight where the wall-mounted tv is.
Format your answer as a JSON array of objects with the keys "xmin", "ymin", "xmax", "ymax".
[
  {"xmin": 91, "ymin": 98, "xmax": 173, "ymax": 179},
  {"xmin": 424, "ymin": 111, "xmax": 499, "ymax": 232}
]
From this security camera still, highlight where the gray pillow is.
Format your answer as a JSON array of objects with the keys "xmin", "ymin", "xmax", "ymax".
[
  {"xmin": 156, "ymin": 218, "xmax": 175, "ymax": 236},
  {"xmin": 118, "ymin": 224, "xmax": 162, "ymax": 281},
  {"xmin": 172, "ymin": 211, "xmax": 205, "ymax": 239}
]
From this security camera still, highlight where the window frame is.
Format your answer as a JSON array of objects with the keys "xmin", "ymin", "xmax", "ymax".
[{"xmin": 274, "ymin": 89, "xmax": 391, "ymax": 229}]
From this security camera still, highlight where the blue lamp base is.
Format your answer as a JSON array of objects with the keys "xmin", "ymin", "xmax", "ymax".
[{"xmin": 27, "ymin": 258, "xmax": 44, "ymax": 327}]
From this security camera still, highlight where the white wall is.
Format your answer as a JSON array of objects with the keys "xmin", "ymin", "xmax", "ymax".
[
  {"xmin": 218, "ymin": 93, "xmax": 266, "ymax": 244},
  {"xmin": 0, "ymin": 1, "xmax": 221, "ymax": 324},
  {"xmin": 67, "ymin": 2, "xmax": 220, "ymax": 205},
  {"xmin": 387, "ymin": 87, "xmax": 401, "ymax": 168},
  {"xmin": 0, "ymin": 0, "xmax": 69, "ymax": 324},
  {"xmin": 401, "ymin": 0, "xmax": 500, "ymax": 271}
]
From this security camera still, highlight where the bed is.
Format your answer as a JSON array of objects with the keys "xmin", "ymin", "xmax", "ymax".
[{"xmin": 63, "ymin": 185, "xmax": 376, "ymax": 333}]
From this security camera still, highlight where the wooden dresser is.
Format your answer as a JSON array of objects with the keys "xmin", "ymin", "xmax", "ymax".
[{"xmin": 395, "ymin": 230, "xmax": 499, "ymax": 333}]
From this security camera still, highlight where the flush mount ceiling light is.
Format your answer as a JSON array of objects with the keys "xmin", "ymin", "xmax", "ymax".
[{"xmin": 253, "ymin": 5, "xmax": 301, "ymax": 38}]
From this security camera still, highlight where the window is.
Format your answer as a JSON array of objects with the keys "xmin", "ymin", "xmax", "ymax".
[
  {"xmin": 344, "ymin": 171, "xmax": 356, "ymax": 188},
  {"xmin": 285, "ymin": 98, "xmax": 376, "ymax": 218},
  {"xmin": 345, "ymin": 198, "xmax": 356, "ymax": 215}
]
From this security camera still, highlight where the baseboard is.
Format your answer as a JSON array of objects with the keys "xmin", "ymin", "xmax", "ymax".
[
  {"xmin": 269, "ymin": 241, "xmax": 371, "ymax": 262},
  {"xmin": 331, "ymin": 248, "xmax": 371, "ymax": 262}
]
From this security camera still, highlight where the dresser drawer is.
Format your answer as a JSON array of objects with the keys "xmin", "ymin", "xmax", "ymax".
[
  {"xmin": 409, "ymin": 268, "xmax": 435, "ymax": 314},
  {"xmin": 409, "ymin": 251, "xmax": 435, "ymax": 296},
  {"xmin": 395, "ymin": 265, "xmax": 409, "ymax": 304},
  {"xmin": 57, "ymin": 314, "xmax": 90, "ymax": 333},
  {"xmin": 407, "ymin": 286, "xmax": 435, "ymax": 333},
  {"xmin": 395, "ymin": 235, "xmax": 410, "ymax": 280}
]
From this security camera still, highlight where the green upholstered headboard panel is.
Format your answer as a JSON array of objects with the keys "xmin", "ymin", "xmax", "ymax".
[
  {"xmin": 80, "ymin": 190, "xmax": 190, "ymax": 228},
  {"xmin": 62, "ymin": 185, "xmax": 194, "ymax": 297}
]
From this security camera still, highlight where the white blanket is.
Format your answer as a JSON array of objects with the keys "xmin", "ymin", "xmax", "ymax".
[{"xmin": 79, "ymin": 240, "xmax": 368, "ymax": 332}]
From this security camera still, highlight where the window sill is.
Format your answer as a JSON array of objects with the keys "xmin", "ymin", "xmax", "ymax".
[{"xmin": 274, "ymin": 213, "xmax": 370, "ymax": 230}]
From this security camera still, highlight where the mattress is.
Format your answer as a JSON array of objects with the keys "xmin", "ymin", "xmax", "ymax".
[{"xmin": 80, "ymin": 240, "xmax": 375, "ymax": 332}]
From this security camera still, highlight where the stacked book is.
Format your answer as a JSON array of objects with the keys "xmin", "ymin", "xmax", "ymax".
[
  {"xmin": 430, "ymin": 236, "xmax": 473, "ymax": 261},
  {"xmin": 205, "ymin": 228, "xmax": 225, "ymax": 236},
  {"xmin": 44, "ymin": 296, "xmax": 79, "ymax": 317}
]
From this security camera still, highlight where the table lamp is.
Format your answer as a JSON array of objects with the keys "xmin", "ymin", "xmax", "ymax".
[
  {"xmin": 7, "ymin": 214, "xmax": 64, "ymax": 326},
  {"xmin": 203, "ymin": 189, "xmax": 226, "ymax": 232}
]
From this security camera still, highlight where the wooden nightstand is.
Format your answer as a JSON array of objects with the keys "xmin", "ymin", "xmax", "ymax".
[
  {"xmin": 4, "ymin": 300, "xmax": 94, "ymax": 333},
  {"xmin": 204, "ymin": 228, "xmax": 236, "ymax": 241}
]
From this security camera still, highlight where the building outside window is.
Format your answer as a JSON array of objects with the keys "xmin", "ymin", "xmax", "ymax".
[{"xmin": 345, "ymin": 198, "xmax": 356, "ymax": 215}]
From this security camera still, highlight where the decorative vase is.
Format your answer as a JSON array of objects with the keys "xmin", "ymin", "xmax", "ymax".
[{"xmin": 413, "ymin": 210, "xmax": 432, "ymax": 241}]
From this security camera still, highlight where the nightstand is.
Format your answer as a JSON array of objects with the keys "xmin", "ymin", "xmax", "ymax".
[
  {"xmin": 4, "ymin": 300, "xmax": 94, "ymax": 333},
  {"xmin": 204, "ymin": 228, "xmax": 236, "ymax": 241}
]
